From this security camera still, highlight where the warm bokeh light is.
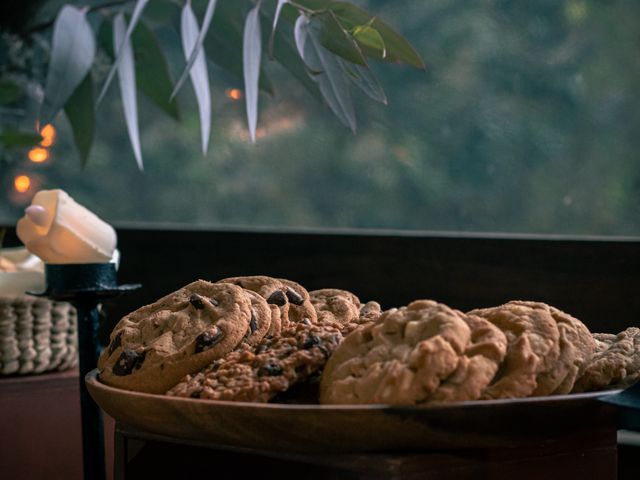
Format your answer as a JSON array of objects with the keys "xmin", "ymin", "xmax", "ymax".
[
  {"xmin": 28, "ymin": 147, "xmax": 49, "ymax": 163},
  {"xmin": 225, "ymin": 88, "xmax": 243, "ymax": 101},
  {"xmin": 14, "ymin": 175, "xmax": 31, "ymax": 193},
  {"xmin": 40, "ymin": 124, "xmax": 56, "ymax": 147}
]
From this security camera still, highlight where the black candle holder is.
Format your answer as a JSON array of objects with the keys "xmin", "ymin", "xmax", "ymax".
[{"xmin": 30, "ymin": 263, "xmax": 140, "ymax": 480}]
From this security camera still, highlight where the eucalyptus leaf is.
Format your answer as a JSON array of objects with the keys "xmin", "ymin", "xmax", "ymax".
[
  {"xmin": 351, "ymin": 24, "xmax": 385, "ymax": 59},
  {"xmin": 171, "ymin": 0, "xmax": 218, "ymax": 100},
  {"xmin": 265, "ymin": 11, "xmax": 321, "ymax": 100},
  {"xmin": 318, "ymin": 11, "xmax": 366, "ymax": 66},
  {"xmin": 39, "ymin": 5, "xmax": 96, "ymax": 127},
  {"xmin": 181, "ymin": 2, "xmax": 211, "ymax": 154},
  {"xmin": 114, "ymin": 12, "xmax": 143, "ymax": 170},
  {"xmin": 338, "ymin": 59, "xmax": 387, "ymax": 105},
  {"xmin": 64, "ymin": 72, "xmax": 95, "ymax": 167},
  {"xmin": 98, "ymin": 19, "xmax": 179, "ymax": 120},
  {"xmin": 204, "ymin": 1, "xmax": 274, "ymax": 95},
  {"xmin": 98, "ymin": 0, "xmax": 149, "ymax": 104},
  {"xmin": 0, "ymin": 130, "xmax": 42, "ymax": 149},
  {"xmin": 243, "ymin": 3, "xmax": 262, "ymax": 143},
  {"xmin": 329, "ymin": 2, "xmax": 425, "ymax": 69},
  {"xmin": 295, "ymin": 15, "xmax": 356, "ymax": 133},
  {"xmin": 268, "ymin": 0, "xmax": 287, "ymax": 59},
  {"xmin": 132, "ymin": 21, "xmax": 180, "ymax": 120}
]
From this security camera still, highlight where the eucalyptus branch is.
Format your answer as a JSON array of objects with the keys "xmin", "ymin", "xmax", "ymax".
[
  {"xmin": 24, "ymin": 0, "xmax": 135, "ymax": 36},
  {"xmin": 287, "ymin": 1, "xmax": 323, "ymax": 16}
]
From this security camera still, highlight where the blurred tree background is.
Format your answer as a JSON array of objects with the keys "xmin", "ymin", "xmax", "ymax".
[{"xmin": 1, "ymin": 0, "xmax": 639, "ymax": 235}]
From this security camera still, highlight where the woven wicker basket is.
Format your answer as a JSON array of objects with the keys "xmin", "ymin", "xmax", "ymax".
[{"xmin": 0, "ymin": 295, "xmax": 78, "ymax": 375}]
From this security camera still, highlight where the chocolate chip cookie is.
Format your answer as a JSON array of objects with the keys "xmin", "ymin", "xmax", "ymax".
[
  {"xmin": 218, "ymin": 276, "xmax": 317, "ymax": 330},
  {"xmin": 98, "ymin": 280, "xmax": 251, "ymax": 393},
  {"xmin": 166, "ymin": 322, "xmax": 343, "ymax": 402},
  {"xmin": 319, "ymin": 300, "xmax": 471, "ymax": 405},
  {"xmin": 240, "ymin": 289, "xmax": 272, "ymax": 346},
  {"xmin": 573, "ymin": 327, "xmax": 640, "ymax": 392}
]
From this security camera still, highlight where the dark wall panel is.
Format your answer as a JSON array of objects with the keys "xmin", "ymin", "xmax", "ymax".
[{"xmin": 3, "ymin": 227, "xmax": 639, "ymax": 335}]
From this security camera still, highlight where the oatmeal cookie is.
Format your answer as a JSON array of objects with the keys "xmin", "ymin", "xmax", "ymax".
[
  {"xmin": 310, "ymin": 289, "xmax": 361, "ymax": 325},
  {"xmin": 167, "ymin": 322, "xmax": 343, "ymax": 402},
  {"xmin": 319, "ymin": 300, "xmax": 471, "ymax": 405},
  {"xmin": 572, "ymin": 327, "xmax": 640, "ymax": 392},
  {"xmin": 218, "ymin": 276, "xmax": 317, "ymax": 331},
  {"xmin": 469, "ymin": 301, "xmax": 563, "ymax": 399},
  {"xmin": 425, "ymin": 313, "xmax": 508, "ymax": 404},
  {"xmin": 98, "ymin": 280, "xmax": 251, "ymax": 393}
]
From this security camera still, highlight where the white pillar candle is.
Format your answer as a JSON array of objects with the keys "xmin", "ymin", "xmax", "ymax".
[{"xmin": 16, "ymin": 189, "xmax": 117, "ymax": 264}]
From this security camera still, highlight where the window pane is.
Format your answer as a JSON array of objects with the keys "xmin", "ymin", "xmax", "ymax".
[{"xmin": 2, "ymin": 0, "xmax": 639, "ymax": 235}]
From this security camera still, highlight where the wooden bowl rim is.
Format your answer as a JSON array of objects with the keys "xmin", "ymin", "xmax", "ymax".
[{"xmin": 85, "ymin": 368, "xmax": 619, "ymax": 412}]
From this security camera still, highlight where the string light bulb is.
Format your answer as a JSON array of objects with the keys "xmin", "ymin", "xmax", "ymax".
[
  {"xmin": 28, "ymin": 147, "xmax": 49, "ymax": 163},
  {"xmin": 14, "ymin": 175, "xmax": 32, "ymax": 193},
  {"xmin": 225, "ymin": 88, "xmax": 243, "ymax": 101},
  {"xmin": 39, "ymin": 124, "xmax": 56, "ymax": 147}
]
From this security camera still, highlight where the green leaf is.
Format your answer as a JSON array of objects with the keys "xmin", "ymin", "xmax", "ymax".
[
  {"xmin": 132, "ymin": 22, "xmax": 180, "ymax": 120},
  {"xmin": 351, "ymin": 24, "xmax": 385, "ymax": 59},
  {"xmin": 0, "ymin": 130, "xmax": 42, "ymax": 149},
  {"xmin": 39, "ymin": 6, "xmax": 96, "ymax": 127},
  {"xmin": 64, "ymin": 73, "xmax": 95, "ymax": 167},
  {"xmin": 98, "ymin": 0, "xmax": 149, "ymax": 104},
  {"xmin": 204, "ymin": 1, "xmax": 274, "ymax": 95},
  {"xmin": 295, "ymin": 15, "xmax": 356, "ymax": 133},
  {"xmin": 181, "ymin": 2, "xmax": 211, "ymax": 154},
  {"xmin": 98, "ymin": 19, "xmax": 179, "ymax": 120},
  {"xmin": 243, "ymin": 2, "xmax": 262, "ymax": 143},
  {"xmin": 114, "ymin": 12, "xmax": 143, "ymax": 170},
  {"xmin": 0, "ymin": 79, "xmax": 22, "ymax": 105},
  {"xmin": 318, "ymin": 11, "xmax": 366, "ymax": 66},
  {"xmin": 328, "ymin": 2, "xmax": 425, "ymax": 69}
]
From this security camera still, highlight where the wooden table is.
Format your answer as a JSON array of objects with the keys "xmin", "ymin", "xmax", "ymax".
[{"xmin": 113, "ymin": 420, "xmax": 617, "ymax": 480}]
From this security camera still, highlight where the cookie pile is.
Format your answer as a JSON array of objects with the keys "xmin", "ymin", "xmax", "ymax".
[
  {"xmin": 99, "ymin": 276, "xmax": 379, "ymax": 397},
  {"xmin": 0, "ymin": 296, "xmax": 78, "ymax": 375},
  {"xmin": 98, "ymin": 278, "xmax": 640, "ymax": 404}
]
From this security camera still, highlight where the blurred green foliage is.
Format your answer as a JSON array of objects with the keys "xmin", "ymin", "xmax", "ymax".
[{"xmin": 1, "ymin": 0, "xmax": 639, "ymax": 235}]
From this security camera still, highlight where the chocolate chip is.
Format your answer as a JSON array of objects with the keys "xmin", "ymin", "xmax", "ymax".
[
  {"xmin": 195, "ymin": 328, "xmax": 224, "ymax": 353},
  {"xmin": 210, "ymin": 297, "xmax": 219, "ymax": 307},
  {"xmin": 255, "ymin": 344, "xmax": 269, "ymax": 354},
  {"xmin": 190, "ymin": 391, "xmax": 202, "ymax": 399},
  {"xmin": 318, "ymin": 345, "xmax": 331, "ymax": 359},
  {"xmin": 189, "ymin": 294, "xmax": 205, "ymax": 310},
  {"xmin": 302, "ymin": 335, "xmax": 321, "ymax": 349},
  {"xmin": 108, "ymin": 331, "xmax": 123, "ymax": 356},
  {"xmin": 285, "ymin": 287, "xmax": 304, "ymax": 305},
  {"xmin": 249, "ymin": 309, "xmax": 258, "ymax": 333},
  {"xmin": 112, "ymin": 348, "xmax": 146, "ymax": 376},
  {"xmin": 300, "ymin": 318, "xmax": 312, "ymax": 326},
  {"xmin": 258, "ymin": 362, "xmax": 283, "ymax": 376},
  {"xmin": 267, "ymin": 290, "xmax": 287, "ymax": 306}
]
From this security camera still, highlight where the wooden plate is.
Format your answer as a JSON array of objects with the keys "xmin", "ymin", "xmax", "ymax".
[{"xmin": 86, "ymin": 369, "xmax": 619, "ymax": 453}]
